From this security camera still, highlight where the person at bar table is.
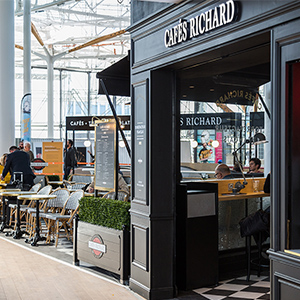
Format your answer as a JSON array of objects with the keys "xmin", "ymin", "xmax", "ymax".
[
  {"xmin": 86, "ymin": 173, "xmax": 129, "ymax": 194},
  {"xmin": 247, "ymin": 158, "xmax": 262, "ymax": 174},
  {"xmin": 0, "ymin": 153, "xmax": 11, "ymax": 184},
  {"xmin": 214, "ymin": 164, "xmax": 234, "ymax": 179},
  {"xmin": 0, "ymin": 146, "xmax": 35, "ymax": 187}
]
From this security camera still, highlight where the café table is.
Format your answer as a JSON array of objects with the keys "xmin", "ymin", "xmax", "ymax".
[
  {"xmin": 0, "ymin": 189, "xmax": 22, "ymax": 233},
  {"xmin": 48, "ymin": 181, "xmax": 64, "ymax": 186},
  {"xmin": 0, "ymin": 191, "xmax": 37, "ymax": 237},
  {"xmin": 18, "ymin": 194, "xmax": 57, "ymax": 246}
]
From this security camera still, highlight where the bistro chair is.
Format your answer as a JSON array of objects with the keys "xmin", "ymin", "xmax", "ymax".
[
  {"xmin": 22, "ymin": 185, "xmax": 53, "ymax": 232},
  {"xmin": 103, "ymin": 190, "xmax": 129, "ymax": 202},
  {"xmin": 43, "ymin": 190, "xmax": 84, "ymax": 246},
  {"xmin": 69, "ymin": 182, "xmax": 87, "ymax": 191},
  {"xmin": 27, "ymin": 188, "xmax": 70, "ymax": 239},
  {"xmin": 8, "ymin": 183, "xmax": 42, "ymax": 228}
]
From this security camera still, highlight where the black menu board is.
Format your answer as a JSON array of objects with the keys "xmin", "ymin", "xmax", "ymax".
[{"xmin": 94, "ymin": 120, "xmax": 116, "ymax": 191}]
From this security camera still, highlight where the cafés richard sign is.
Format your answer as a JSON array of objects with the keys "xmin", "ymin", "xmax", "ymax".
[
  {"xmin": 180, "ymin": 113, "xmax": 241, "ymax": 130},
  {"xmin": 164, "ymin": 0, "xmax": 237, "ymax": 48}
]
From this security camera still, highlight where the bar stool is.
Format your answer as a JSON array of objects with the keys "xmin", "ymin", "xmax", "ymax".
[
  {"xmin": 246, "ymin": 231, "xmax": 269, "ymax": 281},
  {"xmin": 239, "ymin": 209, "xmax": 270, "ymax": 281}
]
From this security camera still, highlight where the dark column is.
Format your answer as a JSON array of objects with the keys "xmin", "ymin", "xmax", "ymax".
[{"xmin": 130, "ymin": 69, "xmax": 175, "ymax": 300}]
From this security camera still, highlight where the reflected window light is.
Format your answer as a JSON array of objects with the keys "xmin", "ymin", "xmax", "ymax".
[
  {"xmin": 211, "ymin": 140, "xmax": 220, "ymax": 148},
  {"xmin": 191, "ymin": 140, "xmax": 198, "ymax": 148},
  {"xmin": 119, "ymin": 140, "xmax": 125, "ymax": 148}
]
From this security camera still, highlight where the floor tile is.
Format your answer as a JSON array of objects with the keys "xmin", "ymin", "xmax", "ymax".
[
  {"xmin": 241, "ymin": 286, "xmax": 270, "ymax": 293},
  {"xmin": 201, "ymin": 295, "xmax": 227, "ymax": 300},
  {"xmin": 193, "ymin": 287, "xmax": 213, "ymax": 294},
  {"xmin": 214, "ymin": 284, "xmax": 248, "ymax": 291},
  {"xmin": 251, "ymin": 281, "xmax": 270, "ymax": 288},
  {"xmin": 229, "ymin": 291, "xmax": 265, "ymax": 299},
  {"xmin": 204, "ymin": 289, "xmax": 235, "ymax": 297}
]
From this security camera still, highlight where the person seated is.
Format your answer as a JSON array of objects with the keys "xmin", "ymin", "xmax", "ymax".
[
  {"xmin": 247, "ymin": 158, "xmax": 262, "ymax": 174},
  {"xmin": 86, "ymin": 173, "xmax": 129, "ymax": 194},
  {"xmin": 0, "ymin": 153, "xmax": 11, "ymax": 184},
  {"xmin": 264, "ymin": 172, "xmax": 270, "ymax": 194},
  {"xmin": 214, "ymin": 163, "xmax": 234, "ymax": 179}
]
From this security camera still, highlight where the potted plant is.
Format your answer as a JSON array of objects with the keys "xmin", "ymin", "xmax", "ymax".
[{"xmin": 73, "ymin": 196, "xmax": 130, "ymax": 283}]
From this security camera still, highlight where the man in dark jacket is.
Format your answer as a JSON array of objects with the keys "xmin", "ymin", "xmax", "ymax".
[
  {"xmin": 63, "ymin": 139, "xmax": 76, "ymax": 180},
  {"xmin": 0, "ymin": 145, "xmax": 35, "ymax": 186}
]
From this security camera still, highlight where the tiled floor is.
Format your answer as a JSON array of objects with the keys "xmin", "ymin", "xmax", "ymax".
[
  {"xmin": 0, "ymin": 232, "xmax": 270, "ymax": 300},
  {"xmin": 176, "ymin": 274, "xmax": 270, "ymax": 300}
]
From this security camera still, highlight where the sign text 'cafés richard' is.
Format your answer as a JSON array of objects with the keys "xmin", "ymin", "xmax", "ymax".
[{"xmin": 164, "ymin": 0, "xmax": 237, "ymax": 48}]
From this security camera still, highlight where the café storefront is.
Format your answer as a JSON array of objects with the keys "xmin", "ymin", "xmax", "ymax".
[{"xmin": 127, "ymin": 0, "xmax": 300, "ymax": 299}]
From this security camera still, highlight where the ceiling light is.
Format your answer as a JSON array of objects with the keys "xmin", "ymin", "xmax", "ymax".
[{"xmin": 84, "ymin": 140, "xmax": 91, "ymax": 147}]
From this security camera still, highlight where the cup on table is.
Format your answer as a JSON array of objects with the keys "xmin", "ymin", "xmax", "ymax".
[{"xmin": 253, "ymin": 180, "xmax": 260, "ymax": 192}]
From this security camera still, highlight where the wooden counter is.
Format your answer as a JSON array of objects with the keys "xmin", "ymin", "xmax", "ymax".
[
  {"xmin": 206, "ymin": 177, "xmax": 267, "ymax": 196},
  {"xmin": 218, "ymin": 191, "xmax": 270, "ymax": 201}
]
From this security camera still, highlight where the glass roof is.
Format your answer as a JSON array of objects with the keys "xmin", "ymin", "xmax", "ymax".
[{"xmin": 15, "ymin": 0, "xmax": 131, "ymax": 71}]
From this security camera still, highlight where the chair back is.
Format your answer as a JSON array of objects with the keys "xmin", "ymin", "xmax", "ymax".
[
  {"xmin": 37, "ymin": 185, "xmax": 52, "ymax": 195},
  {"xmin": 47, "ymin": 188, "xmax": 70, "ymax": 210},
  {"xmin": 64, "ymin": 181, "xmax": 73, "ymax": 189},
  {"xmin": 30, "ymin": 183, "xmax": 41, "ymax": 193},
  {"xmin": 103, "ymin": 190, "xmax": 129, "ymax": 202},
  {"xmin": 64, "ymin": 190, "xmax": 84, "ymax": 211},
  {"xmin": 70, "ymin": 182, "xmax": 87, "ymax": 190}
]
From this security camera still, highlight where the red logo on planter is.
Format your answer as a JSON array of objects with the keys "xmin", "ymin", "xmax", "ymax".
[{"xmin": 88, "ymin": 234, "xmax": 106, "ymax": 259}]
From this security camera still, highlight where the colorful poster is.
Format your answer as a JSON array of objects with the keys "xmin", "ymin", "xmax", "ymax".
[
  {"xmin": 20, "ymin": 93, "xmax": 31, "ymax": 142},
  {"xmin": 197, "ymin": 130, "xmax": 215, "ymax": 163}
]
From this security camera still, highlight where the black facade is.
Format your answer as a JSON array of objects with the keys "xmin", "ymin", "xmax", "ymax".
[{"xmin": 128, "ymin": 1, "xmax": 300, "ymax": 299}]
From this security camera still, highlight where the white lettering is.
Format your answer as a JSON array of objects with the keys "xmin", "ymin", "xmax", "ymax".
[
  {"xmin": 182, "ymin": 20, "xmax": 188, "ymax": 41},
  {"xmin": 199, "ymin": 13, "xmax": 205, "ymax": 34},
  {"xmin": 219, "ymin": 3, "xmax": 227, "ymax": 25},
  {"xmin": 227, "ymin": 0, "xmax": 235, "ymax": 23},
  {"xmin": 164, "ymin": 0, "xmax": 236, "ymax": 48},
  {"xmin": 164, "ymin": 30, "xmax": 170, "ymax": 47},
  {"xmin": 212, "ymin": 8, "xmax": 219, "ymax": 29},
  {"xmin": 190, "ymin": 17, "xmax": 196, "ymax": 38}
]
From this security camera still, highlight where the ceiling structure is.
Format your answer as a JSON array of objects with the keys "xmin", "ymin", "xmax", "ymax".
[{"xmin": 14, "ymin": 0, "xmax": 131, "ymax": 72}]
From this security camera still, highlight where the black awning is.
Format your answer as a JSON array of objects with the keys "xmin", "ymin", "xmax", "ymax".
[{"xmin": 96, "ymin": 55, "xmax": 130, "ymax": 97}]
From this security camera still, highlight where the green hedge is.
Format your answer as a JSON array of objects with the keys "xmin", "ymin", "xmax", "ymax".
[
  {"xmin": 79, "ymin": 197, "xmax": 131, "ymax": 231},
  {"xmin": 47, "ymin": 175, "xmax": 60, "ymax": 181}
]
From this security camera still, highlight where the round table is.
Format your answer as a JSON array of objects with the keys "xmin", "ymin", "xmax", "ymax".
[{"xmin": 18, "ymin": 194, "xmax": 57, "ymax": 246}]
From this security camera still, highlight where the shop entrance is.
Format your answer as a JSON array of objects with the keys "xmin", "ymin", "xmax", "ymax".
[{"xmin": 174, "ymin": 31, "xmax": 271, "ymax": 287}]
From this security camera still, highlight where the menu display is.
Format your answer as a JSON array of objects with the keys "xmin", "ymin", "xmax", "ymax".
[
  {"xmin": 133, "ymin": 81, "xmax": 148, "ymax": 203},
  {"xmin": 94, "ymin": 120, "xmax": 116, "ymax": 191}
]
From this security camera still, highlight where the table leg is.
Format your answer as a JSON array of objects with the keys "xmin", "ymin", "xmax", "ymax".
[
  {"xmin": 31, "ymin": 200, "xmax": 45, "ymax": 246},
  {"xmin": 0, "ymin": 196, "xmax": 9, "ymax": 232},
  {"xmin": 13, "ymin": 199, "xmax": 27, "ymax": 239}
]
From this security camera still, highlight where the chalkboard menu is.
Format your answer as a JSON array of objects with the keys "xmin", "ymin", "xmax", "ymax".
[{"xmin": 94, "ymin": 120, "xmax": 116, "ymax": 191}]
